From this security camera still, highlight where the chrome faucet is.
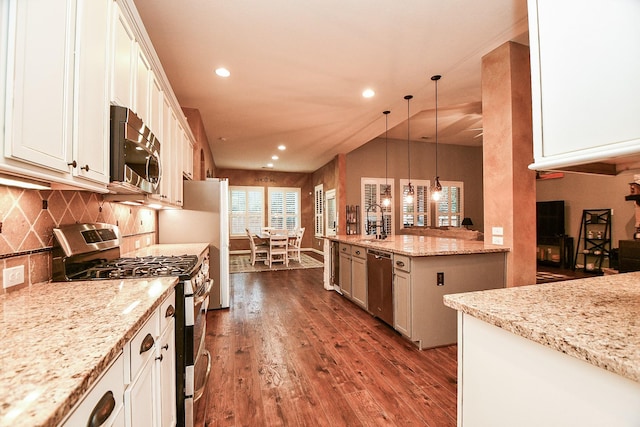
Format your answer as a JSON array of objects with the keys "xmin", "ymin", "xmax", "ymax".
[{"xmin": 366, "ymin": 203, "xmax": 387, "ymax": 239}]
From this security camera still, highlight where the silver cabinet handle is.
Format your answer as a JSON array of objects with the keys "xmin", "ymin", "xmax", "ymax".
[
  {"xmin": 88, "ymin": 390, "xmax": 115, "ymax": 427},
  {"xmin": 396, "ymin": 261, "xmax": 405, "ymax": 267},
  {"xmin": 140, "ymin": 333, "xmax": 155, "ymax": 354}
]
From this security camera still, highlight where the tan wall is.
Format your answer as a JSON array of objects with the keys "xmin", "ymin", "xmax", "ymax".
[
  {"xmin": 311, "ymin": 156, "xmax": 341, "ymax": 251},
  {"xmin": 0, "ymin": 186, "xmax": 157, "ymax": 291},
  {"xmin": 183, "ymin": 107, "xmax": 216, "ymax": 180},
  {"xmin": 345, "ymin": 137, "xmax": 485, "ymax": 233},
  {"xmin": 216, "ymin": 168, "xmax": 314, "ymax": 251}
]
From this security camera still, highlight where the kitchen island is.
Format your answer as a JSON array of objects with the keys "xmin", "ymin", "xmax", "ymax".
[
  {"xmin": 444, "ymin": 273, "xmax": 640, "ymax": 426},
  {"xmin": 326, "ymin": 234, "xmax": 509, "ymax": 349}
]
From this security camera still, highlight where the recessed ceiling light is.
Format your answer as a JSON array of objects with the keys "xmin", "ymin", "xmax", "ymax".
[
  {"xmin": 362, "ymin": 88, "xmax": 375, "ymax": 98},
  {"xmin": 215, "ymin": 67, "xmax": 230, "ymax": 77},
  {"xmin": 267, "ymin": 163, "xmax": 274, "ymax": 168},
  {"xmin": 271, "ymin": 155, "xmax": 279, "ymax": 160},
  {"xmin": 278, "ymin": 145, "xmax": 286, "ymax": 151}
]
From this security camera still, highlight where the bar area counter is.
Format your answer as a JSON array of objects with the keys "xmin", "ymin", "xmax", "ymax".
[
  {"xmin": 325, "ymin": 234, "xmax": 509, "ymax": 349},
  {"xmin": 444, "ymin": 273, "xmax": 640, "ymax": 426}
]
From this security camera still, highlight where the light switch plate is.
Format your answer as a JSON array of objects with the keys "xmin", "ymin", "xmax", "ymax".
[
  {"xmin": 3, "ymin": 265, "xmax": 25, "ymax": 289},
  {"xmin": 492, "ymin": 226, "xmax": 503, "ymax": 236},
  {"xmin": 492, "ymin": 236, "xmax": 504, "ymax": 245}
]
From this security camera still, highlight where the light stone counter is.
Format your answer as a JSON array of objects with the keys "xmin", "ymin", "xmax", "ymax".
[
  {"xmin": 328, "ymin": 234, "xmax": 508, "ymax": 256},
  {"xmin": 443, "ymin": 272, "xmax": 640, "ymax": 383},
  {"xmin": 123, "ymin": 242, "xmax": 209, "ymax": 258},
  {"xmin": 0, "ymin": 276, "xmax": 178, "ymax": 427}
]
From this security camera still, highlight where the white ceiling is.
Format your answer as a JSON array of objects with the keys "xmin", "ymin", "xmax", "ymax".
[{"xmin": 132, "ymin": 0, "xmax": 529, "ymax": 173}]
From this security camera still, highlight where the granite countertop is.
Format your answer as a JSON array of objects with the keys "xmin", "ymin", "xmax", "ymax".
[
  {"xmin": 123, "ymin": 242, "xmax": 209, "ymax": 258},
  {"xmin": 328, "ymin": 234, "xmax": 509, "ymax": 256},
  {"xmin": 0, "ymin": 276, "xmax": 178, "ymax": 427},
  {"xmin": 443, "ymin": 273, "xmax": 640, "ymax": 383}
]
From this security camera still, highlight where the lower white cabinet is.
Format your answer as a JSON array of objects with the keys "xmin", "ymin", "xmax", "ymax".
[
  {"xmin": 61, "ymin": 353, "xmax": 125, "ymax": 427},
  {"xmin": 350, "ymin": 246, "xmax": 367, "ymax": 309},
  {"xmin": 393, "ymin": 254, "xmax": 411, "ymax": 338},
  {"xmin": 126, "ymin": 350, "xmax": 157, "ymax": 427},
  {"xmin": 157, "ymin": 295, "xmax": 177, "ymax": 427},
  {"xmin": 338, "ymin": 250, "xmax": 352, "ymax": 298}
]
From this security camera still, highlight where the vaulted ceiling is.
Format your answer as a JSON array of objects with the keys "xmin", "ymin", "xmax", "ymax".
[{"xmin": 133, "ymin": 0, "xmax": 529, "ymax": 172}]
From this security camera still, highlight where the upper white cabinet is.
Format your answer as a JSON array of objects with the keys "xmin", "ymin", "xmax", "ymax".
[
  {"xmin": 3, "ymin": 0, "xmax": 110, "ymax": 190},
  {"xmin": 134, "ymin": 45, "xmax": 151, "ymax": 124},
  {"xmin": 110, "ymin": 3, "xmax": 135, "ymax": 109},
  {"xmin": 528, "ymin": 0, "xmax": 640, "ymax": 173}
]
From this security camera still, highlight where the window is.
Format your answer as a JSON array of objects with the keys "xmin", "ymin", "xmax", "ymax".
[
  {"xmin": 268, "ymin": 187, "xmax": 301, "ymax": 231},
  {"xmin": 314, "ymin": 184, "xmax": 324, "ymax": 237},
  {"xmin": 325, "ymin": 189, "xmax": 337, "ymax": 236},
  {"xmin": 435, "ymin": 181, "xmax": 464, "ymax": 227},
  {"xmin": 229, "ymin": 186, "xmax": 264, "ymax": 237},
  {"xmin": 361, "ymin": 178, "xmax": 394, "ymax": 236},
  {"xmin": 400, "ymin": 179, "xmax": 430, "ymax": 228}
]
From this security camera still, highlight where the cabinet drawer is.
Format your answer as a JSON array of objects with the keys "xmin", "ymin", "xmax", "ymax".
[
  {"xmin": 61, "ymin": 352, "xmax": 124, "ymax": 427},
  {"xmin": 128, "ymin": 310, "xmax": 159, "ymax": 383},
  {"xmin": 393, "ymin": 254, "xmax": 411, "ymax": 273},
  {"xmin": 352, "ymin": 245, "xmax": 366, "ymax": 259},
  {"xmin": 159, "ymin": 290, "xmax": 176, "ymax": 334},
  {"xmin": 339, "ymin": 243, "xmax": 351, "ymax": 255}
]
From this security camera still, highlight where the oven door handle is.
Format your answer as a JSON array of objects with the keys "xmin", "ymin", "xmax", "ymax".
[
  {"xmin": 193, "ymin": 350, "xmax": 211, "ymax": 403},
  {"xmin": 194, "ymin": 279, "xmax": 213, "ymax": 308}
]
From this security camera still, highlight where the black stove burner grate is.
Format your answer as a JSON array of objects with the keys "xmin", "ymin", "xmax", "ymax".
[{"xmin": 70, "ymin": 254, "xmax": 199, "ymax": 280}]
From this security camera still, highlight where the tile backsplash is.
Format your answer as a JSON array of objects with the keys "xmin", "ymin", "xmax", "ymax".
[{"xmin": 0, "ymin": 186, "xmax": 157, "ymax": 290}]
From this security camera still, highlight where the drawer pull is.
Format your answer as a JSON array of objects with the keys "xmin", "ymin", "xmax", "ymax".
[
  {"xmin": 396, "ymin": 261, "xmax": 405, "ymax": 267},
  {"xmin": 140, "ymin": 333, "xmax": 155, "ymax": 354},
  {"xmin": 165, "ymin": 305, "xmax": 175, "ymax": 318},
  {"xmin": 155, "ymin": 354, "xmax": 163, "ymax": 362},
  {"xmin": 88, "ymin": 390, "xmax": 115, "ymax": 427},
  {"xmin": 355, "ymin": 250, "xmax": 360, "ymax": 255},
  {"xmin": 162, "ymin": 344, "xmax": 169, "ymax": 351}
]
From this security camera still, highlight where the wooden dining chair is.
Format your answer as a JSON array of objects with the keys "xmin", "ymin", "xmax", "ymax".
[
  {"xmin": 246, "ymin": 229, "xmax": 268, "ymax": 266},
  {"xmin": 268, "ymin": 234, "xmax": 289, "ymax": 267},
  {"xmin": 287, "ymin": 227, "xmax": 305, "ymax": 263}
]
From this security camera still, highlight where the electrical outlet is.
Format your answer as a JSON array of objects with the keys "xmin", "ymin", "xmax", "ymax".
[
  {"xmin": 146, "ymin": 237, "xmax": 151, "ymax": 245},
  {"xmin": 437, "ymin": 272, "xmax": 445, "ymax": 286},
  {"xmin": 3, "ymin": 265, "xmax": 25, "ymax": 289},
  {"xmin": 492, "ymin": 236, "xmax": 504, "ymax": 245},
  {"xmin": 135, "ymin": 240, "xmax": 141, "ymax": 249}
]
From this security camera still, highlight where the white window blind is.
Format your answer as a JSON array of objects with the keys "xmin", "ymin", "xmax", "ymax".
[
  {"xmin": 325, "ymin": 189, "xmax": 336, "ymax": 236},
  {"xmin": 436, "ymin": 181, "xmax": 464, "ymax": 227},
  {"xmin": 268, "ymin": 187, "xmax": 301, "ymax": 231},
  {"xmin": 314, "ymin": 184, "xmax": 324, "ymax": 237},
  {"xmin": 361, "ymin": 178, "xmax": 394, "ymax": 236},
  {"xmin": 400, "ymin": 179, "xmax": 430, "ymax": 229},
  {"xmin": 229, "ymin": 186, "xmax": 264, "ymax": 237}
]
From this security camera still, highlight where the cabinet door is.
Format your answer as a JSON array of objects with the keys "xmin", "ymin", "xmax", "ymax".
[
  {"xmin": 157, "ymin": 320, "xmax": 176, "ymax": 427},
  {"xmin": 173, "ymin": 120, "xmax": 184, "ymax": 206},
  {"xmin": 134, "ymin": 45, "xmax": 150, "ymax": 124},
  {"xmin": 156, "ymin": 95, "xmax": 174, "ymax": 203},
  {"xmin": 149, "ymin": 71, "xmax": 162, "ymax": 137},
  {"xmin": 529, "ymin": 0, "xmax": 640, "ymax": 169},
  {"xmin": 5, "ymin": 0, "xmax": 75, "ymax": 172},
  {"xmin": 182, "ymin": 129, "xmax": 193, "ymax": 180},
  {"xmin": 339, "ymin": 252, "xmax": 352, "ymax": 298},
  {"xmin": 394, "ymin": 269, "xmax": 411, "ymax": 338},
  {"xmin": 0, "ymin": 2, "xmax": 8, "ymax": 153},
  {"xmin": 351, "ymin": 255, "xmax": 367, "ymax": 309},
  {"xmin": 73, "ymin": 0, "xmax": 110, "ymax": 184},
  {"xmin": 110, "ymin": 3, "xmax": 134, "ymax": 108},
  {"xmin": 126, "ymin": 354, "xmax": 157, "ymax": 427}
]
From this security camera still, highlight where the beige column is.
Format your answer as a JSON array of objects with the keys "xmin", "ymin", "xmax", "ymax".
[{"xmin": 482, "ymin": 41, "xmax": 537, "ymax": 287}]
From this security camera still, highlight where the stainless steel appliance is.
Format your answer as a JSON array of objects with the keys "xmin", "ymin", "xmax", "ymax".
[
  {"xmin": 109, "ymin": 105, "xmax": 161, "ymax": 195},
  {"xmin": 159, "ymin": 178, "xmax": 230, "ymax": 310},
  {"xmin": 51, "ymin": 223, "xmax": 210, "ymax": 427},
  {"xmin": 366, "ymin": 249, "xmax": 393, "ymax": 326}
]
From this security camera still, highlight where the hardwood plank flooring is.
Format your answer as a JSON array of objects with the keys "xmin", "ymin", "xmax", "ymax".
[{"xmin": 199, "ymin": 268, "xmax": 457, "ymax": 426}]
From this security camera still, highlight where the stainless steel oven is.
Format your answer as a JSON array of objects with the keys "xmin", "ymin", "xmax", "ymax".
[{"xmin": 52, "ymin": 223, "xmax": 212, "ymax": 427}]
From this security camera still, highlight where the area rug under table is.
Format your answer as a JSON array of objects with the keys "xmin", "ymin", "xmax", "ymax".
[{"xmin": 230, "ymin": 253, "xmax": 324, "ymax": 273}]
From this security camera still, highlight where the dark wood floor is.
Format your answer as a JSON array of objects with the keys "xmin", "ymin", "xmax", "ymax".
[{"xmin": 198, "ymin": 267, "xmax": 457, "ymax": 427}]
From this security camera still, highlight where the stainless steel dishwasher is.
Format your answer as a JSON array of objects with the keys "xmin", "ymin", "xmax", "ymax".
[{"xmin": 367, "ymin": 249, "xmax": 393, "ymax": 326}]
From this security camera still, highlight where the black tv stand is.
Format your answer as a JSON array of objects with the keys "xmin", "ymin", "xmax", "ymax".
[{"xmin": 537, "ymin": 235, "xmax": 574, "ymax": 269}]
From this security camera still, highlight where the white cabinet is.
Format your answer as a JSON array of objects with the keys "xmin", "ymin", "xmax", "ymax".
[
  {"xmin": 149, "ymin": 71, "xmax": 163, "ymax": 138},
  {"xmin": 181, "ymin": 126, "xmax": 194, "ymax": 180},
  {"xmin": 3, "ymin": 0, "xmax": 110, "ymax": 191},
  {"xmin": 0, "ymin": 2, "xmax": 9, "ymax": 153},
  {"xmin": 351, "ymin": 246, "xmax": 367, "ymax": 309},
  {"xmin": 528, "ymin": 0, "xmax": 640, "ymax": 172},
  {"xmin": 393, "ymin": 254, "xmax": 411, "ymax": 338},
  {"xmin": 134, "ymin": 45, "xmax": 150, "ymax": 124},
  {"xmin": 73, "ymin": 0, "xmax": 111, "ymax": 184},
  {"xmin": 61, "ymin": 353, "xmax": 125, "ymax": 427},
  {"xmin": 157, "ymin": 291, "xmax": 177, "ymax": 427},
  {"xmin": 110, "ymin": 2, "xmax": 134, "ymax": 108}
]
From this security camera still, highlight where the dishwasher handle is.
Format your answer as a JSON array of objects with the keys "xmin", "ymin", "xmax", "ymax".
[{"xmin": 367, "ymin": 249, "xmax": 391, "ymax": 259}]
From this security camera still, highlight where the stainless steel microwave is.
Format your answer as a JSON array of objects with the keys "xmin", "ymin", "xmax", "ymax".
[{"xmin": 108, "ymin": 106, "xmax": 161, "ymax": 194}]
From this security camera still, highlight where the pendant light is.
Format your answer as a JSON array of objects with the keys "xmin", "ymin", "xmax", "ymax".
[
  {"xmin": 404, "ymin": 95, "xmax": 414, "ymax": 203},
  {"xmin": 431, "ymin": 75, "xmax": 443, "ymax": 201},
  {"xmin": 381, "ymin": 110, "xmax": 392, "ymax": 207}
]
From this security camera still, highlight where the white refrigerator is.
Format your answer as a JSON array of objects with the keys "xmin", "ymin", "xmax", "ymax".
[{"xmin": 158, "ymin": 178, "xmax": 230, "ymax": 309}]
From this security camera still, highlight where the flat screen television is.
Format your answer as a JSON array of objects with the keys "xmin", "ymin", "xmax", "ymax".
[{"xmin": 536, "ymin": 200, "xmax": 565, "ymax": 238}]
